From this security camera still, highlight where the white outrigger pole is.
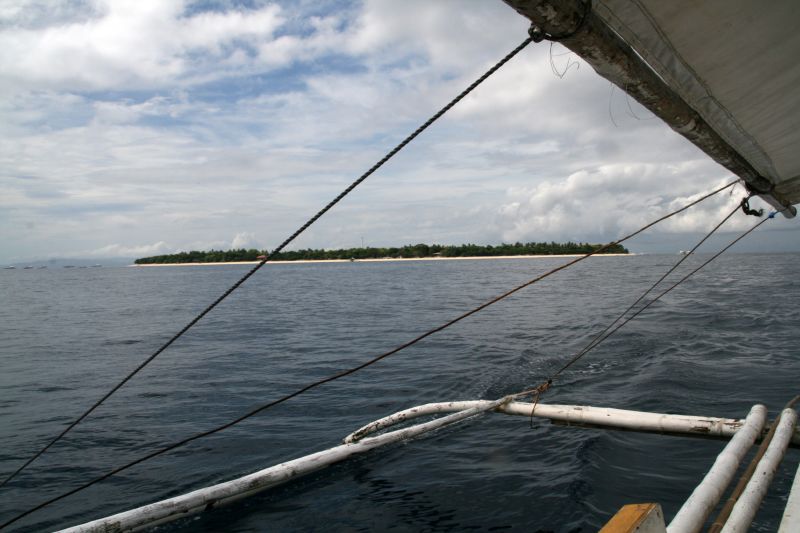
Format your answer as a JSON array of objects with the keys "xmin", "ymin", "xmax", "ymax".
[{"xmin": 58, "ymin": 399, "xmax": 800, "ymax": 533}]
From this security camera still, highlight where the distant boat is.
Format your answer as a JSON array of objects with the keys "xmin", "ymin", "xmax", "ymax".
[
  {"xmin": 23, "ymin": 266, "xmax": 34, "ymax": 269},
  {"xmin": 91, "ymin": 264, "xmax": 102, "ymax": 268},
  {"xmin": 63, "ymin": 265, "xmax": 75, "ymax": 268},
  {"xmin": 678, "ymin": 250, "xmax": 690, "ymax": 255},
  {"xmin": 3, "ymin": 266, "xmax": 15, "ymax": 270}
]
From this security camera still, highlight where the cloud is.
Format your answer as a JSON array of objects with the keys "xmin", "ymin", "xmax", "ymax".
[
  {"xmin": 0, "ymin": 0, "xmax": 286, "ymax": 91},
  {"xmin": 1, "ymin": 0, "xmax": 798, "ymax": 264},
  {"xmin": 345, "ymin": 0, "xmax": 528, "ymax": 71},
  {"xmin": 230, "ymin": 231, "xmax": 259, "ymax": 249},
  {"xmin": 81, "ymin": 240, "xmax": 172, "ymax": 258},
  {"xmin": 496, "ymin": 166, "xmax": 764, "ymax": 245}
]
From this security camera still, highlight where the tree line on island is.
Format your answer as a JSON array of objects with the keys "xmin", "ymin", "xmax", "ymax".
[{"xmin": 134, "ymin": 242, "xmax": 629, "ymax": 264}]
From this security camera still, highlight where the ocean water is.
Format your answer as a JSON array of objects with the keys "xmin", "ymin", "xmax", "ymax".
[{"xmin": 1, "ymin": 253, "xmax": 798, "ymax": 532}]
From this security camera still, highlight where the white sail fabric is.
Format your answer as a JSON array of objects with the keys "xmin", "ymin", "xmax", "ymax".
[{"xmin": 595, "ymin": 0, "xmax": 800, "ymax": 204}]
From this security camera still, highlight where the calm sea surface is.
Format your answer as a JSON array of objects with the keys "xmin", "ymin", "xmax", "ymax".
[{"xmin": 1, "ymin": 253, "xmax": 798, "ymax": 532}]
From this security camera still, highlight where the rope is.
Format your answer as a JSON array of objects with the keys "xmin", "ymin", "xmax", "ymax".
[
  {"xmin": 514, "ymin": 205, "xmax": 781, "ymax": 400},
  {"xmin": 554, "ymin": 202, "xmax": 740, "ymax": 379},
  {"xmin": 0, "ymin": 180, "xmax": 736, "ymax": 530},
  {"xmin": 0, "ymin": 34, "xmax": 535, "ymax": 492}
]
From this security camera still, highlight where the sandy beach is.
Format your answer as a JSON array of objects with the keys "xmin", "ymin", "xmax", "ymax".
[{"xmin": 131, "ymin": 253, "xmax": 632, "ymax": 267}]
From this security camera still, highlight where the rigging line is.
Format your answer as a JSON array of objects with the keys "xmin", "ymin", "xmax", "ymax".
[
  {"xmin": 547, "ymin": 208, "xmax": 776, "ymax": 382},
  {"xmin": 513, "ymin": 209, "xmax": 777, "ymax": 400},
  {"xmin": 553, "ymin": 201, "xmax": 741, "ymax": 377},
  {"xmin": 0, "ymin": 34, "xmax": 536, "ymax": 492},
  {"xmin": 0, "ymin": 180, "xmax": 736, "ymax": 530}
]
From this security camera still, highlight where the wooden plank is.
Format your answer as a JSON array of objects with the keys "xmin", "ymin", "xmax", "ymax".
[{"xmin": 600, "ymin": 503, "xmax": 666, "ymax": 533}]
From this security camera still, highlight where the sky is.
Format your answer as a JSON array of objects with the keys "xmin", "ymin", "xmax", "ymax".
[{"xmin": 1, "ymin": 0, "xmax": 798, "ymax": 264}]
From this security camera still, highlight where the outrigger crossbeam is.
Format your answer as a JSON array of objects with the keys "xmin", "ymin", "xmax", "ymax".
[{"xmin": 58, "ymin": 399, "xmax": 800, "ymax": 532}]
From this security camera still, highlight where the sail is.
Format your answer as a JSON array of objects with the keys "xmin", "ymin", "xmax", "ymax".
[{"xmin": 505, "ymin": 0, "xmax": 800, "ymax": 212}]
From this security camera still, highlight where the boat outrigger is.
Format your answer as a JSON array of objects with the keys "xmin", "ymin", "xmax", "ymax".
[
  {"xmin": 56, "ymin": 398, "xmax": 800, "ymax": 532},
  {"xmin": 3, "ymin": 1, "xmax": 800, "ymax": 531}
]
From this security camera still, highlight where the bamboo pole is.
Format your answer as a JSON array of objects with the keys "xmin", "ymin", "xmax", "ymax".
[
  {"xmin": 56, "ymin": 398, "xmax": 510, "ymax": 533},
  {"xmin": 778, "ymin": 460, "xmax": 800, "ymax": 532},
  {"xmin": 666, "ymin": 405, "xmax": 766, "ymax": 533},
  {"xmin": 56, "ymin": 400, "xmax": 793, "ymax": 533},
  {"xmin": 720, "ymin": 408, "xmax": 798, "ymax": 532},
  {"xmin": 346, "ymin": 401, "xmax": 756, "ymax": 443}
]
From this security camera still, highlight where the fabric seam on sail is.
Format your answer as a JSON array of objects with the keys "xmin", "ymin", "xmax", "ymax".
[
  {"xmin": 0, "ymin": 180, "xmax": 740, "ymax": 531},
  {"xmin": 0, "ymin": 32, "xmax": 536, "ymax": 491}
]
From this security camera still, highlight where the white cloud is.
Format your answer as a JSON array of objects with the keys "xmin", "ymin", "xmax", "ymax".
[
  {"xmin": 1, "ymin": 0, "xmax": 797, "ymax": 264},
  {"xmin": 230, "ymin": 231, "xmax": 259, "ymax": 249},
  {"xmin": 82, "ymin": 240, "xmax": 172, "ymax": 258},
  {"xmin": 496, "ymin": 165, "xmax": 764, "ymax": 246},
  {"xmin": 345, "ymin": 0, "xmax": 527, "ymax": 72},
  {"xmin": 0, "ymin": 0, "xmax": 286, "ymax": 91}
]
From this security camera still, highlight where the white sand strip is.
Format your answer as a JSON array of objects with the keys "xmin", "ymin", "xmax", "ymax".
[{"xmin": 130, "ymin": 253, "xmax": 632, "ymax": 267}]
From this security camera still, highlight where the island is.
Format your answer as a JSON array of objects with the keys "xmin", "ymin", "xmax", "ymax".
[{"xmin": 134, "ymin": 242, "xmax": 629, "ymax": 264}]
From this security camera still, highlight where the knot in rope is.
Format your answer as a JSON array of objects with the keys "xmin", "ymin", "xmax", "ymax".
[
  {"xmin": 514, "ymin": 378, "xmax": 552, "ymax": 398},
  {"xmin": 520, "ymin": 379, "xmax": 553, "ymax": 428}
]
